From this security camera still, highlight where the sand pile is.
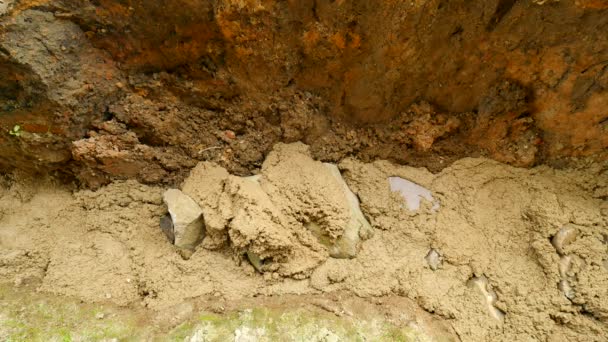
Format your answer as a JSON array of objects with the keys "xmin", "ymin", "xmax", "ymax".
[
  {"xmin": 0, "ymin": 143, "xmax": 607, "ymax": 341},
  {"xmin": 165, "ymin": 143, "xmax": 373, "ymax": 277}
]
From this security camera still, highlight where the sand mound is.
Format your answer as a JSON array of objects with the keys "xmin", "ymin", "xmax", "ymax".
[{"xmin": 0, "ymin": 143, "xmax": 606, "ymax": 341}]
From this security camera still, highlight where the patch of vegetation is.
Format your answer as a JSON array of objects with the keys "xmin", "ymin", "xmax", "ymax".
[
  {"xmin": 0, "ymin": 285, "xmax": 146, "ymax": 341},
  {"xmin": 0, "ymin": 285, "xmax": 428, "ymax": 341}
]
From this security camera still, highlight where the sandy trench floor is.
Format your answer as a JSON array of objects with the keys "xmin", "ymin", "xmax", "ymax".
[{"xmin": 0, "ymin": 143, "xmax": 607, "ymax": 341}]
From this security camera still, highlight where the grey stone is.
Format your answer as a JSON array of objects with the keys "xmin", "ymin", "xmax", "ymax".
[
  {"xmin": 323, "ymin": 163, "xmax": 374, "ymax": 258},
  {"xmin": 163, "ymin": 189, "xmax": 205, "ymax": 249},
  {"xmin": 160, "ymin": 213, "xmax": 175, "ymax": 244},
  {"xmin": 246, "ymin": 251, "xmax": 263, "ymax": 272},
  {"xmin": 559, "ymin": 280, "xmax": 575, "ymax": 300},
  {"xmin": 425, "ymin": 249, "xmax": 442, "ymax": 271}
]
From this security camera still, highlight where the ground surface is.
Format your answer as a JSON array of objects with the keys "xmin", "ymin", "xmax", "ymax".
[{"xmin": 1, "ymin": 144, "xmax": 606, "ymax": 341}]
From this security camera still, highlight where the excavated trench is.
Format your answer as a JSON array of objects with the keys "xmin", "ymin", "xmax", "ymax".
[{"xmin": 0, "ymin": 0, "xmax": 607, "ymax": 341}]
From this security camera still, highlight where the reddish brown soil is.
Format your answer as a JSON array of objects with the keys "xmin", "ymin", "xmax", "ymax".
[{"xmin": 0, "ymin": 0, "xmax": 607, "ymax": 186}]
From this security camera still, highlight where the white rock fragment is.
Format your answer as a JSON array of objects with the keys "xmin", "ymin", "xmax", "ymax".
[
  {"xmin": 468, "ymin": 276, "xmax": 505, "ymax": 321},
  {"xmin": 557, "ymin": 256, "xmax": 576, "ymax": 300},
  {"xmin": 558, "ymin": 255, "xmax": 572, "ymax": 278},
  {"xmin": 559, "ymin": 279, "xmax": 575, "ymax": 300},
  {"xmin": 163, "ymin": 189, "xmax": 205, "ymax": 249},
  {"xmin": 244, "ymin": 174, "xmax": 262, "ymax": 183},
  {"xmin": 388, "ymin": 177, "xmax": 439, "ymax": 211},
  {"xmin": 425, "ymin": 249, "xmax": 442, "ymax": 271},
  {"xmin": 551, "ymin": 224, "xmax": 580, "ymax": 299},
  {"xmin": 551, "ymin": 224, "xmax": 578, "ymax": 256},
  {"xmin": 324, "ymin": 163, "xmax": 374, "ymax": 258}
]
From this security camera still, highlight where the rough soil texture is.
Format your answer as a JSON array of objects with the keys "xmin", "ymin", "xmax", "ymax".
[
  {"xmin": 1, "ymin": 143, "xmax": 607, "ymax": 341},
  {"xmin": 0, "ymin": 1, "xmax": 607, "ymax": 186}
]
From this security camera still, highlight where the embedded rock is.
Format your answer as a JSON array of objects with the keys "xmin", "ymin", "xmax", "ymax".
[
  {"xmin": 159, "ymin": 213, "xmax": 175, "ymax": 244},
  {"xmin": 324, "ymin": 163, "xmax": 373, "ymax": 258},
  {"xmin": 468, "ymin": 276, "xmax": 505, "ymax": 321},
  {"xmin": 425, "ymin": 249, "xmax": 442, "ymax": 271},
  {"xmin": 551, "ymin": 224, "xmax": 579, "ymax": 256},
  {"xmin": 162, "ymin": 189, "xmax": 204, "ymax": 250},
  {"xmin": 389, "ymin": 177, "xmax": 439, "ymax": 211}
]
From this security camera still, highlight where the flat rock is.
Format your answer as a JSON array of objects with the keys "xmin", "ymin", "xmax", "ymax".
[
  {"xmin": 324, "ymin": 163, "xmax": 373, "ymax": 258},
  {"xmin": 388, "ymin": 177, "xmax": 439, "ymax": 211},
  {"xmin": 162, "ymin": 189, "xmax": 205, "ymax": 249}
]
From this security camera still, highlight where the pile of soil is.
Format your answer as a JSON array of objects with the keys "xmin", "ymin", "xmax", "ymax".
[{"xmin": 1, "ymin": 143, "xmax": 606, "ymax": 341}]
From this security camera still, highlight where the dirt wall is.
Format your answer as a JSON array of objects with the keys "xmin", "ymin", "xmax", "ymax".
[{"xmin": 0, "ymin": 0, "xmax": 607, "ymax": 185}]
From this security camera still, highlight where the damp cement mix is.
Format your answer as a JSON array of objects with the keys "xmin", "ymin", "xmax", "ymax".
[{"xmin": 0, "ymin": 143, "xmax": 607, "ymax": 341}]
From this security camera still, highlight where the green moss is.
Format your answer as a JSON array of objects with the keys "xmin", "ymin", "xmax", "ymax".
[
  {"xmin": 0, "ymin": 285, "xmax": 429, "ymax": 341},
  {"xmin": 0, "ymin": 285, "xmax": 144, "ymax": 341},
  {"xmin": 166, "ymin": 306, "xmax": 422, "ymax": 342}
]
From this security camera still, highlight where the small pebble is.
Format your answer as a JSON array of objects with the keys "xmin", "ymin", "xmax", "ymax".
[
  {"xmin": 559, "ymin": 280, "xmax": 575, "ymax": 300},
  {"xmin": 558, "ymin": 256, "xmax": 572, "ymax": 278},
  {"xmin": 425, "ymin": 249, "xmax": 442, "ymax": 271},
  {"xmin": 95, "ymin": 312, "xmax": 105, "ymax": 319},
  {"xmin": 468, "ymin": 276, "xmax": 505, "ymax": 321},
  {"xmin": 551, "ymin": 224, "xmax": 578, "ymax": 256}
]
